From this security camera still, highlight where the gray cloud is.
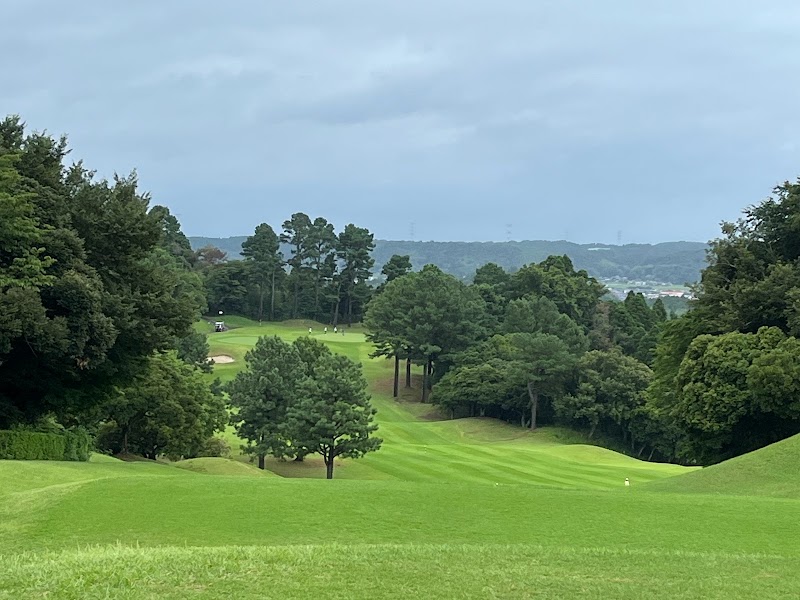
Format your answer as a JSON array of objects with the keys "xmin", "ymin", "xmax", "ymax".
[{"xmin": 3, "ymin": 1, "xmax": 800, "ymax": 243}]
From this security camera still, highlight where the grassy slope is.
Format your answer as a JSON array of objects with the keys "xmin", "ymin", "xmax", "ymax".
[
  {"xmin": 2, "ymin": 318, "xmax": 799, "ymax": 598},
  {"xmin": 646, "ymin": 433, "xmax": 800, "ymax": 498}
]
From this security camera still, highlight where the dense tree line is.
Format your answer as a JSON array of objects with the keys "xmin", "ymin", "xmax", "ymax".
[
  {"xmin": 202, "ymin": 215, "xmax": 376, "ymax": 325},
  {"xmin": 365, "ymin": 253, "xmax": 688, "ymax": 461},
  {"xmin": 0, "ymin": 116, "xmax": 224, "ymax": 460},
  {"xmin": 365, "ymin": 178, "xmax": 800, "ymax": 465}
]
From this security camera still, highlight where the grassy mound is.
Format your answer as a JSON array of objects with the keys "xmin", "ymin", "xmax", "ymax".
[
  {"xmin": 646, "ymin": 433, "xmax": 800, "ymax": 498},
  {"xmin": 172, "ymin": 457, "xmax": 276, "ymax": 477},
  {"xmin": 3, "ymin": 543, "xmax": 798, "ymax": 600}
]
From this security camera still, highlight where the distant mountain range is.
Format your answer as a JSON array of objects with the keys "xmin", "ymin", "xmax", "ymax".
[{"xmin": 189, "ymin": 237, "xmax": 709, "ymax": 285}]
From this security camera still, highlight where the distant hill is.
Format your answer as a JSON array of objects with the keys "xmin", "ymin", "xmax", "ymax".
[
  {"xmin": 644, "ymin": 433, "xmax": 800, "ymax": 498},
  {"xmin": 189, "ymin": 237, "xmax": 708, "ymax": 285}
]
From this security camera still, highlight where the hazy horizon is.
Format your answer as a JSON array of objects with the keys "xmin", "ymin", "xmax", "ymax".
[{"xmin": 189, "ymin": 234, "xmax": 710, "ymax": 246}]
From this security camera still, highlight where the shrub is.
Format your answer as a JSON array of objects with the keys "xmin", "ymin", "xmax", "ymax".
[
  {"xmin": 0, "ymin": 428, "xmax": 91, "ymax": 461},
  {"xmin": 94, "ymin": 422, "xmax": 123, "ymax": 455},
  {"xmin": 198, "ymin": 436, "xmax": 231, "ymax": 458},
  {"xmin": 0, "ymin": 430, "xmax": 66, "ymax": 460},
  {"xmin": 63, "ymin": 428, "xmax": 92, "ymax": 461}
]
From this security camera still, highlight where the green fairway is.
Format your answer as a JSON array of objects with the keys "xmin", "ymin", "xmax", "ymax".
[
  {"xmin": 204, "ymin": 318, "xmax": 692, "ymax": 487},
  {"xmin": 2, "ymin": 318, "xmax": 799, "ymax": 598}
]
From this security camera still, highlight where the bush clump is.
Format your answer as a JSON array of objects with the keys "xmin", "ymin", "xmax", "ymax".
[
  {"xmin": 197, "ymin": 436, "xmax": 231, "ymax": 458},
  {"xmin": 0, "ymin": 428, "xmax": 91, "ymax": 461}
]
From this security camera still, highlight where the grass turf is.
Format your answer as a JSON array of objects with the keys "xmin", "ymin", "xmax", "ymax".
[
  {"xmin": 1, "ymin": 317, "xmax": 799, "ymax": 598},
  {"xmin": 645, "ymin": 431, "xmax": 800, "ymax": 498}
]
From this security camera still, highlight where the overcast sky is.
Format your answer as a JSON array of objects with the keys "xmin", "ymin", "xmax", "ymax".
[{"xmin": 4, "ymin": 1, "xmax": 800, "ymax": 243}]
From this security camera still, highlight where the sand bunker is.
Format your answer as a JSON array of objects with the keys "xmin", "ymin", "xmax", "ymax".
[{"xmin": 209, "ymin": 355, "xmax": 235, "ymax": 364}]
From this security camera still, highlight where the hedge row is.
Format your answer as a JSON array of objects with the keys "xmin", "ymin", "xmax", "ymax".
[{"xmin": 0, "ymin": 429, "xmax": 91, "ymax": 461}]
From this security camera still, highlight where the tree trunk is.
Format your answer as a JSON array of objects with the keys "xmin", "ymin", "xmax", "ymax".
[
  {"xmin": 648, "ymin": 448, "xmax": 655, "ymax": 461},
  {"xmin": 314, "ymin": 262, "xmax": 321, "ymax": 318},
  {"xmin": 393, "ymin": 354, "xmax": 399, "ymax": 398},
  {"xmin": 527, "ymin": 382, "xmax": 538, "ymax": 431},
  {"xmin": 258, "ymin": 454, "xmax": 265, "ymax": 470},
  {"xmin": 258, "ymin": 282, "xmax": 265, "ymax": 323},
  {"xmin": 347, "ymin": 292, "xmax": 353, "ymax": 325},
  {"xmin": 292, "ymin": 279, "xmax": 299, "ymax": 319},
  {"xmin": 521, "ymin": 413, "xmax": 526, "ymax": 428},
  {"xmin": 421, "ymin": 358, "xmax": 432, "ymax": 403},
  {"xmin": 122, "ymin": 427, "xmax": 129, "ymax": 455},
  {"xmin": 589, "ymin": 422, "xmax": 597, "ymax": 439},
  {"xmin": 332, "ymin": 296, "xmax": 341, "ymax": 327},
  {"xmin": 405, "ymin": 357, "xmax": 412, "ymax": 387},
  {"xmin": 325, "ymin": 454, "xmax": 334, "ymax": 479},
  {"xmin": 269, "ymin": 269, "xmax": 276, "ymax": 321}
]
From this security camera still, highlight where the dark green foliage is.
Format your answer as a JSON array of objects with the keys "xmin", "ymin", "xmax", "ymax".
[
  {"xmin": 648, "ymin": 178, "xmax": 800, "ymax": 463},
  {"xmin": 502, "ymin": 296, "xmax": 588, "ymax": 354},
  {"xmin": 608, "ymin": 292, "xmax": 665, "ymax": 364},
  {"xmin": 241, "ymin": 223, "xmax": 283, "ymax": 322},
  {"xmin": 555, "ymin": 350, "xmax": 652, "ymax": 445},
  {"xmin": 204, "ymin": 261, "xmax": 252, "ymax": 316},
  {"xmin": 228, "ymin": 335, "xmax": 380, "ymax": 476},
  {"xmin": 227, "ymin": 336, "xmax": 307, "ymax": 463},
  {"xmin": 97, "ymin": 353, "xmax": 227, "ymax": 460},
  {"xmin": 435, "ymin": 333, "xmax": 576, "ymax": 430},
  {"xmin": 433, "ymin": 359, "xmax": 517, "ymax": 418},
  {"xmin": 292, "ymin": 336, "xmax": 332, "ymax": 377},
  {"xmin": 197, "ymin": 436, "xmax": 232, "ymax": 458},
  {"xmin": 149, "ymin": 205, "xmax": 195, "ymax": 267},
  {"xmin": 286, "ymin": 353, "xmax": 382, "ymax": 479},
  {"xmin": 0, "ymin": 117, "xmax": 204, "ymax": 428},
  {"xmin": 380, "ymin": 254, "xmax": 412, "ymax": 283},
  {"xmin": 62, "ymin": 428, "xmax": 92, "ymax": 461},
  {"xmin": 0, "ymin": 430, "xmax": 65, "ymax": 460},
  {"xmin": 670, "ymin": 328, "xmax": 800, "ymax": 463},
  {"xmin": 473, "ymin": 262, "xmax": 511, "ymax": 289},
  {"xmin": 510, "ymin": 256, "xmax": 606, "ymax": 328},
  {"xmin": 174, "ymin": 330, "xmax": 212, "ymax": 372},
  {"xmin": 365, "ymin": 265, "xmax": 489, "ymax": 402},
  {"xmin": 203, "ymin": 217, "xmax": 376, "ymax": 324},
  {"xmin": 337, "ymin": 224, "xmax": 376, "ymax": 325}
]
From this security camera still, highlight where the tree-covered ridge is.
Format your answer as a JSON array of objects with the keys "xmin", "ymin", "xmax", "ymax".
[{"xmin": 190, "ymin": 237, "xmax": 708, "ymax": 284}]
